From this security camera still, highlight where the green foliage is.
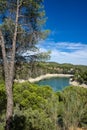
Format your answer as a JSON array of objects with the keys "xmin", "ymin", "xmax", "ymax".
[
  {"xmin": 0, "ymin": 125, "xmax": 4, "ymax": 130},
  {"xmin": 14, "ymin": 62, "xmax": 87, "ymax": 84},
  {"xmin": 35, "ymin": 50, "xmax": 51, "ymax": 62},
  {"xmin": 0, "ymin": 61, "xmax": 87, "ymax": 83},
  {"xmin": 0, "ymin": 80, "xmax": 6, "ymax": 130},
  {"xmin": 74, "ymin": 70, "xmax": 87, "ymax": 84},
  {"xmin": 57, "ymin": 86, "xmax": 87, "ymax": 129},
  {"xmin": 0, "ymin": 80, "xmax": 6, "ymax": 113},
  {"xmin": 13, "ymin": 82, "xmax": 58, "ymax": 130},
  {"xmin": 0, "ymin": 0, "xmax": 6, "ymax": 13},
  {"xmin": 0, "ymin": 81, "xmax": 87, "ymax": 129},
  {"xmin": 0, "ymin": 0, "xmax": 50, "ymax": 63}
]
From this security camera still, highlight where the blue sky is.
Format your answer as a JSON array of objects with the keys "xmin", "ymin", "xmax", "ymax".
[{"xmin": 38, "ymin": 0, "xmax": 87, "ymax": 65}]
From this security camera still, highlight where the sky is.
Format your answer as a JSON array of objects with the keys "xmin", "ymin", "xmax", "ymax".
[{"xmin": 38, "ymin": 0, "xmax": 87, "ymax": 65}]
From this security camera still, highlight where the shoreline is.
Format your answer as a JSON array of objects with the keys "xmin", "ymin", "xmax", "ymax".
[
  {"xmin": 14, "ymin": 73, "xmax": 87, "ymax": 88},
  {"xmin": 70, "ymin": 81, "xmax": 87, "ymax": 88},
  {"xmin": 15, "ymin": 73, "xmax": 73, "ymax": 83}
]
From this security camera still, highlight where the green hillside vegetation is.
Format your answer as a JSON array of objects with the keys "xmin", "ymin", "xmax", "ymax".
[
  {"xmin": 0, "ymin": 62, "xmax": 87, "ymax": 84},
  {"xmin": 0, "ymin": 80, "xmax": 87, "ymax": 130},
  {"xmin": 15, "ymin": 62, "xmax": 87, "ymax": 85}
]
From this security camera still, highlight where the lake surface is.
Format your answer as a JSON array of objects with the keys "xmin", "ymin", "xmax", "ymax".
[{"xmin": 37, "ymin": 77, "xmax": 70, "ymax": 91}]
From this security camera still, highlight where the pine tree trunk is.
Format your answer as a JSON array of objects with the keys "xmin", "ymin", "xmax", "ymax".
[
  {"xmin": 4, "ymin": 1, "xmax": 19, "ymax": 129},
  {"xmin": 0, "ymin": 29, "xmax": 14, "ymax": 130},
  {"xmin": 5, "ymin": 78, "xmax": 13, "ymax": 130},
  {"xmin": 0, "ymin": 30, "xmax": 13, "ymax": 130},
  {"xmin": 0, "ymin": 1, "xmax": 21, "ymax": 130}
]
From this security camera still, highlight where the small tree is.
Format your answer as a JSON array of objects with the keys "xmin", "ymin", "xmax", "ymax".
[{"xmin": 0, "ymin": 0, "xmax": 49, "ymax": 129}]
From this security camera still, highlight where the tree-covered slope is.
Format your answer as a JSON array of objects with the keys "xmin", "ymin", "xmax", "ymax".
[
  {"xmin": 0, "ymin": 61, "xmax": 87, "ymax": 84},
  {"xmin": 0, "ymin": 80, "xmax": 87, "ymax": 130}
]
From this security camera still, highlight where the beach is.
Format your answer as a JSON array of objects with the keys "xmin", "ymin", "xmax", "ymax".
[
  {"xmin": 28, "ymin": 74, "xmax": 73, "ymax": 83},
  {"xmin": 70, "ymin": 80, "xmax": 87, "ymax": 88},
  {"xmin": 14, "ymin": 73, "xmax": 87, "ymax": 88},
  {"xmin": 15, "ymin": 73, "xmax": 73, "ymax": 83}
]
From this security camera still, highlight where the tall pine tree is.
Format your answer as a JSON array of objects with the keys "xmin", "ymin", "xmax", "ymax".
[{"xmin": 0, "ymin": 0, "xmax": 48, "ymax": 129}]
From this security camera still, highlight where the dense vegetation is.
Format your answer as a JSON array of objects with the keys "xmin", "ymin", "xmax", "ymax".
[
  {"xmin": 10, "ymin": 62, "xmax": 87, "ymax": 84},
  {"xmin": 0, "ymin": 61, "xmax": 87, "ymax": 129},
  {"xmin": 0, "ymin": 0, "xmax": 50, "ymax": 129},
  {"xmin": 0, "ymin": 80, "xmax": 87, "ymax": 130},
  {"xmin": 15, "ymin": 62, "xmax": 87, "ymax": 85},
  {"xmin": 0, "ymin": 61, "xmax": 87, "ymax": 85}
]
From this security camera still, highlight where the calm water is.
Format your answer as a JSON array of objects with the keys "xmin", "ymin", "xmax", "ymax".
[{"xmin": 37, "ymin": 77, "xmax": 70, "ymax": 91}]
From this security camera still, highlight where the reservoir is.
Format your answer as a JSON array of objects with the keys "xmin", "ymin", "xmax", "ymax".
[{"xmin": 37, "ymin": 77, "xmax": 70, "ymax": 91}]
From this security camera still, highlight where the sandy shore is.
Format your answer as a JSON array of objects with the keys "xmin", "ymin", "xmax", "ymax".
[
  {"xmin": 70, "ymin": 81, "xmax": 87, "ymax": 88},
  {"xmin": 28, "ymin": 74, "xmax": 73, "ymax": 83},
  {"xmin": 14, "ymin": 74, "xmax": 87, "ymax": 88},
  {"xmin": 15, "ymin": 73, "xmax": 73, "ymax": 83}
]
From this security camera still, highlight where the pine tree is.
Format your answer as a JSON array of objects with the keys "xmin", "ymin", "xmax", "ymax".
[{"xmin": 0, "ymin": 0, "xmax": 48, "ymax": 129}]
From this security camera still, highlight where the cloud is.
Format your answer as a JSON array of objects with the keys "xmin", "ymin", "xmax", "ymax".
[{"xmin": 38, "ymin": 40, "xmax": 87, "ymax": 65}]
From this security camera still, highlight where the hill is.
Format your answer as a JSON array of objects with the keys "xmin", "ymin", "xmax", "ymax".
[{"xmin": 0, "ymin": 62, "xmax": 87, "ymax": 84}]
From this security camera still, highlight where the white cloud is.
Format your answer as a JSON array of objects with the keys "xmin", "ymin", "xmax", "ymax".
[
  {"xmin": 50, "ymin": 49, "xmax": 87, "ymax": 65},
  {"xmin": 55, "ymin": 42, "xmax": 87, "ymax": 51},
  {"xmin": 38, "ymin": 40, "xmax": 87, "ymax": 65}
]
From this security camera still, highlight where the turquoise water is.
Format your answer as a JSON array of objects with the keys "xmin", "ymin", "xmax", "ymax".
[{"xmin": 37, "ymin": 77, "xmax": 70, "ymax": 91}]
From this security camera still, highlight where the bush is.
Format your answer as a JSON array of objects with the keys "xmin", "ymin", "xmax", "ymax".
[{"xmin": 0, "ymin": 81, "xmax": 87, "ymax": 130}]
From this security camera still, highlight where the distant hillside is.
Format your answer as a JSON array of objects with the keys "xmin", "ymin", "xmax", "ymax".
[{"xmin": 0, "ymin": 62, "xmax": 87, "ymax": 84}]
